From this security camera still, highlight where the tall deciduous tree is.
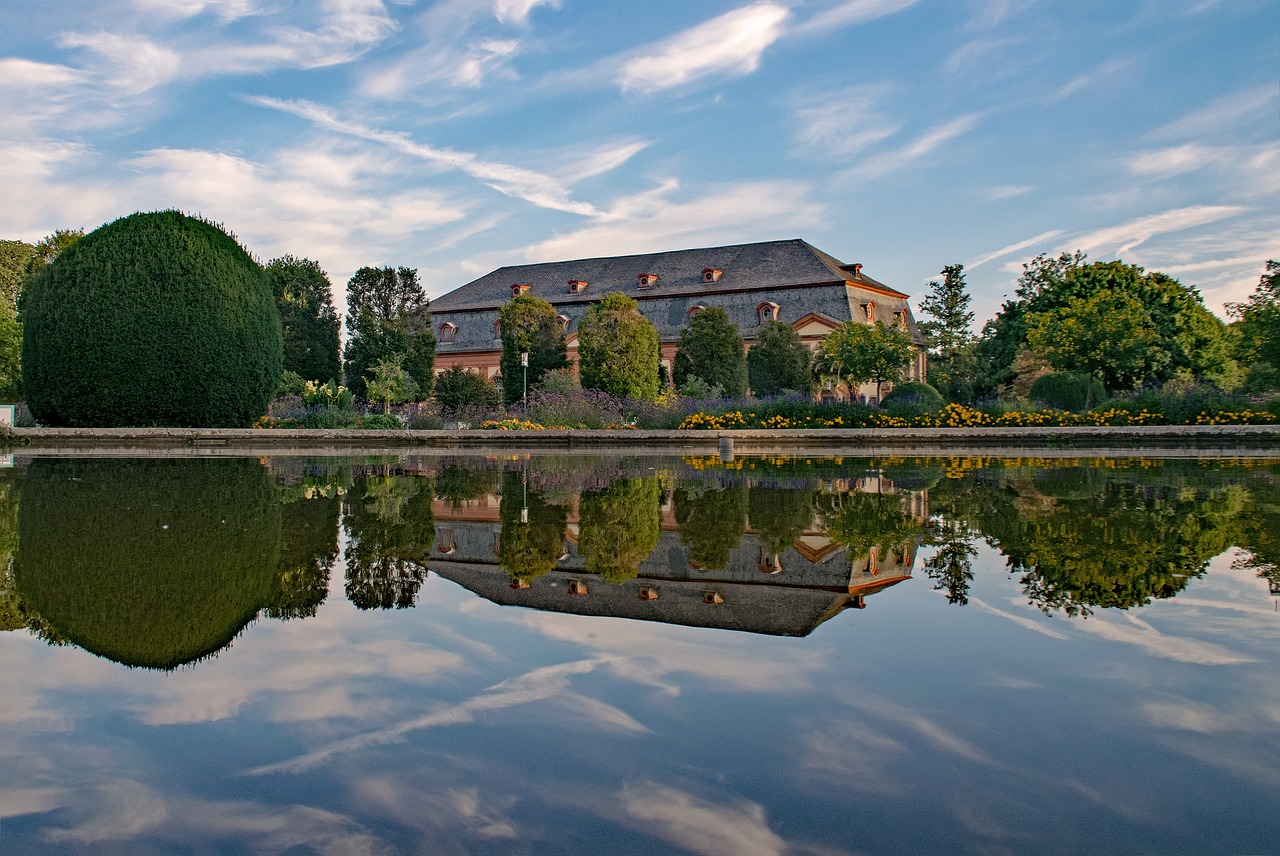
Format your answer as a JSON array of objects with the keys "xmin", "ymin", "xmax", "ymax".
[
  {"xmin": 577, "ymin": 292, "xmax": 660, "ymax": 399},
  {"xmin": 673, "ymin": 307, "xmax": 747, "ymax": 397},
  {"xmin": 1229, "ymin": 260, "xmax": 1280, "ymax": 393},
  {"xmin": 344, "ymin": 266, "xmax": 435, "ymax": 401},
  {"xmin": 815, "ymin": 321, "xmax": 913, "ymax": 403},
  {"xmin": 265, "ymin": 256, "xmax": 341, "ymax": 384},
  {"xmin": 747, "ymin": 321, "xmax": 812, "ymax": 397},
  {"xmin": 498, "ymin": 294, "xmax": 569, "ymax": 405},
  {"xmin": 365, "ymin": 355, "xmax": 420, "ymax": 414},
  {"xmin": 1025, "ymin": 290, "xmax": 1164, "ymax": 392}
]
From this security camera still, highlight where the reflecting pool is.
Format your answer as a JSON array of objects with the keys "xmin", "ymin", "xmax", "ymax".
[{"xmin": 1, "ymin": 452, "xmax": 1278, "ymax": 854}]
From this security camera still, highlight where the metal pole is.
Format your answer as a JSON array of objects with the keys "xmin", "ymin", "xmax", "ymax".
[{"xmin": 521, "ymin": 351, "xmax": 529, "ymax": 409}]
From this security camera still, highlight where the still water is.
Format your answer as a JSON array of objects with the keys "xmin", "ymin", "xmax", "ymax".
[{"xmin": 1, "ymin": 451, "xmax": 1277, "ymax": 854}]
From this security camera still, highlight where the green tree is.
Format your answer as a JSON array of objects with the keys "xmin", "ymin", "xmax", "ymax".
[
  {"xmin": 821, "ymin": 490, "xmax": 922, "ymax": 559},
  {"xmin": 815, "ymin": 321, "xmax": 913, "ymax": 403},
  {"xmin": 498, "ymin": 293, "xmax": 568, "ymax": 405},
  {"xmin": 265, "ymin": 256, "xmax": 341, "ymax": 384},
  {"xmin": 922, "ymin": 519, "xmax": 977, "ymax": 605},
  {"xmin": 21, "ymin": 211, "xmax": 281, "ymax": 428},
  {"xmin": 918, "ymin": 264, "xmax": 977, "ymax": 402},
  {"xmin": 578, "ymin": 292, "xmax": 660, "ymax": 399},
  {"xmin": 434, "ymin": 365, "xmax": 501, "ymax": 410},
  {"xmin": 578, "ymin": 477, "xmax": 661, "ymax": 584},
  {"xmin": 0, "ymin": 304, "xmax": 21, "ymax": 402},
  {"xmin": 673, "ymin": 307, "xmax": 747, "ymax": 397},
  {"xmin": 1229, "ymin": 260, "xmax": 1280, "ymax": 393},
  {"xmin": 365, "ymin": 355, "xmax": 420, "ymax": 414},
  {"xmin": 674, "ymin": 484, "xmax": 748, "ymax": 570},
  {"xmin": 342, "ymin": 474, "xmax": 435, "ymax": 609},
  {"xmin": 266, "ymin": 491, "xmax": 339, "ymax": 620},
  {"xmin": 1025, "ymin": 290, "xmax": 1163, "ymax": 393},
  {"xmin": 344, "ymin": 266, "xmax": 435, "ymax": 401},
  {"xmin": 747, "ymin": 321, "xmax": 813, "ymax": 397},
  {"xmin": 0, "ymin": 240, "xmax": 36, "ymax": 312}
]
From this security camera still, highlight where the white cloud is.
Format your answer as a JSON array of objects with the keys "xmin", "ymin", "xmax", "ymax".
[
  {"xmin": 982, "ymin": 184, "xmax": 1035, "ymax": 201},
  {"xmin": 793, "ymin": 85, "xmax": 901, "ymax": 158},
  {"xmin": 0, "ymin": 57, "xmax": 83, "ymax": 89},
  {"xmin": 248, "ymin": 97, "xmax": 601, "ymax": 217},
  {"xmin": 965, "ymin": 229, "xmax": 1065, "ymax": 269},
  {"xmin": 1068, "ymin": 204, "xmax": 1244, "ymax": 259},
  {"xmin": 1150, "ymin": 84, "xmax": 1277, "ymax": 140},
  {"xmin": 493, "ymin": 0, "xmax": 560, "ymax": 25},
  {"xmin": 554, "ymin": 140, "xmax": 652, "ymax": 185},
  {"xmin": 130, "ymin": 0, "xmax": 262, "ymax": 20},
  {"xmin": 1074, "ymin": 612, "xmax": 1255, "ymax": 666},
  {"xmin": 619, "ymin": 783, "xmax": 787, "ymax": 856},
  {"xmin": 1054, "ymin": 58, "xmax": 1131, "ymax": 101},
  {"xmin": 618, "ymin": 3, "xmax": 790, "ymax": 93},
  {"xmin": 57, "ymin": 32, "xmax": 182, "ymax": 95},
  {"xmin": 521, "ymin": 179, "xmax": 824, "ymax": 263},
  {"xmin": 794, "ymin": 0, "xmax": 920, "ymax": 34},
  {"xmin": 843, "ymin": 113, "xmax": 981, "ymax": 180},
  {"xmin": 943, "ymin": 35, "xmax": 1024, "ymax": 74}
]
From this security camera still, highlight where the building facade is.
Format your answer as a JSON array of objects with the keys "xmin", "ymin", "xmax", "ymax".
[{"xmin": 429, "ymin": 238, "xmax": 927, "ymax": 401}]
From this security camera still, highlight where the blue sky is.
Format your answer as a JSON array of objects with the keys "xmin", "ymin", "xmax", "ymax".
[{"xmin": 1, "ymin": 0, "xmax": 1276, "ymax": 325}]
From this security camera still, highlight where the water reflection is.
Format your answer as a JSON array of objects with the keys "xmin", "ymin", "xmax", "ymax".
[{"xmin": 1, "ymin": 454, "xmax": 1277, "ymax": 667}]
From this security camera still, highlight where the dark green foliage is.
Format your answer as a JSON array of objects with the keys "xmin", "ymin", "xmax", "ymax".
[
  {"xmin": 0, "ymin": 240, "xmax": 37, "ymax": 313},
  {"xmin": 1030, "ymin": 372, "xmax": 1106, "ymax": 412},
  {"xmin": 265, "ymin": 255, "xmax": 341, "ymax": 384},
  {"xmin": 344, "ymin": 266, "xmax": 435, "ymax": 401},
  {"xmin": 814, "ymin": 321, "xmax": 914, "ymax": 402},
  {"xmin": 880, "ymin": 381, "xmax": 944, "ymax": 417},
  {"xmin": 435, "ymin": 462, "xmax": 501, "ymax": 506},
  {"xmin": 578, "ymin": 292, "xmax": 660, "ymax": 399},
  {"xmin": 498, "ymin": 294, "xmax": 569, "ymax": 405},
  {"xmin": 674, "ymin": 484, "xmax": 748, "ymax": 570},
  {"xmin": 922, "ymin": 521, "xmax": 976, "ymax": 606},
  {"xmin": 578, "ymin": 477, "xmax": 661, "ymax": 583},
  {"xmin": 343, "ymin": 474, "xmax": 435, "ymax": 609},
  {"xmin": 21, "ymin": 212, "xmax": 282, "ymax": 427},
  {"xmin": 353, "ymin": 413, "xmax": 404, "ymax": 429},
  {"xmin": 820, "ymin": 491, "xmax": 922, "ymax": 559},
  {"xmin": 497, "ymin": 472, "xmax": 569, "ymax": 579},
  {"xmin": 673, "ymin": 307, "xmax": 747, "ymax": 397},
  {"xmin": 918, "ymin": 264, "xmax": 977, "ymax": 402},
  {"xmin": 747, "ymin": 321, "xmax": 813, "ymax": 397},
  {"xmin": 13, "ymin": 458, "xmax": 281, "ymax": 669},
  {"xmin": 748, "ymin": 487, "xmax": 814, "ymax": 554},
  {"xmin": 1229, "ymin": 260, "xmax": 1280, "ymax": 393},
  {"xmin": 1099, "ymin": 385, "xmax": 1256, "ymax": 425},
  {"xmin": 0, "ymin": 304, "xmax": 20, "ymax": 402},
  {"xmin": 266, "ymin": 494, "xmax": 339, "ymax": 620},
  {"xmin": 434, "ymin": 365, "xmax": 501, "ymax": 409}
]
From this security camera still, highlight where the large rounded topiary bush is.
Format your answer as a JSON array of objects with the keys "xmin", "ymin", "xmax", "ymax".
[
  {"xmin": 21, "ymin": 211, "xmax": 282, "ymax": 427},
  {"xmin": 880, "ymin": 381, "xmax": 944, "ymax": 417}
]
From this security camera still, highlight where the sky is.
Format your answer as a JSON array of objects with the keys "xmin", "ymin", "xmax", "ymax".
[{"xmin": 1, "ymin": 0, "xmax": 1276, "ymax": 326}]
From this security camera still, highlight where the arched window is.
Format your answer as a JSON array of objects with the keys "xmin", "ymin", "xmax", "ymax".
[
  {"xmin": 864, "ymin": 301, "xmax": 876, "ymax": 322},
  {"xmin": 492, "ymin": 319, "xmax": 501, "ymax": 340},
  {"xmin": 556, "ymin": 314, "xmax": 571, "ymax": 332},
  {"xmin": 688, "ymin": 304, "xmax": 706, "ymax": 318},
  {"xmin": 757, "ymin": 301, "xmax": 780, "ymax": 324},
  {"xmin": 438, "ymin": 322, "xmax": 457, "ymax": 342}
]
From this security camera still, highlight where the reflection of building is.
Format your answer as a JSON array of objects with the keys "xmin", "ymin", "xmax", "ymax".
[
  {"xmin": 429, "ymin": 239, "xmax": 927, "ymax": 402},
  {"xmin": 428, "ymin": 491, "xmax": 921, "ymax": 637}
]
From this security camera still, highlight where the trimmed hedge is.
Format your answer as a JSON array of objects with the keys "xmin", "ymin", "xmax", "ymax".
[
  {"xmin": 21, "ymin": 211, "xmax": 282, "ymax": 427},
  {"xmin": 880, "ymin": 381, "xmax": 944, "ymax": 417}
]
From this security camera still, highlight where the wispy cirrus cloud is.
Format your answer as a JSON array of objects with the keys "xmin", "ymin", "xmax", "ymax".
[
  {"xmin": 246, "ymin": 96, "xmax": 602, "ymax": 216},
  {"xmin": 965, "ymin": 229, "xmax": 1065, "ymax": 269},
  {"xmin": 130, "ymin": 0, "xmax": 263, "ymax": 21},
  {"xmin": 618, "ymin": 2, "xmax": 791, "ymax": 93},
  {"xmin": 842, "ymin": 113, "xmax": 982, "ymax": 180},
  {"xmin": 792, "ymin": 0, "xmax": 921, "ymax": 34},
  {"xmin": 793, "ymin": 84, "xmax": 902, "ymax": 158},
  {"xmin": 493, "ymin": 0, "xmax": 560, "ymax": 25},
  {"xmin": 618, "ymin": 783, "xmax": 788, "ymax": 856},
  {"xmin": 57, "ymin": 32, "xmax": 181, "ymax": 95},
  {"xmin": 1068, "ymin": 204, "xmax": 1244, "ymax": 259}
]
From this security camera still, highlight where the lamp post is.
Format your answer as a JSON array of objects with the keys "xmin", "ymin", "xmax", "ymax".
[{"xmin": 520, "ymin": 351, "xmax": 529, "ymax": 409}]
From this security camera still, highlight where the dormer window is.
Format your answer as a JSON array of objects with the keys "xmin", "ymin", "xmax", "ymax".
[
  {"xmin": 568, "ymin": 580, "xmax": 589, "ymax": 595},
  {"xmin": 757, "ymin": 301, "xmax": 780, "ymax": 324},
  {"xmin": 702, "ymin": 268, "xmax": 723, "ymax": 283},
  {"xmin": 556, "ymin": 314, "xmax": 571, "ymax": 332},
  {"xmin": 492, "ymin": 319, "xmax": 501, "ymax": 340},
  {"xmin": 438, "ymin": 322, "xmax": 457, "ymax": 342},
  {"xmin": 511, "ymin": 283, "xmax": 531, "ymax": 297},
  {"xmin": 568, "ymin": 279, "xmax": 588, "ymax": 294},
  {"xmin": 703, "ymin": 590, "xmax": 725, "ymax": 604},
  {"xmin": 637, "ymin": 273, "xmax": 659, "ymax": 288},
  {"xmin": 894, "ymin": 310, "xmax": 907, "ymax": 330},
  {"xmin": 864, "ymin": 301, "xmax": 876, "ymax": 322},
  {"xmin": 688, "ymin": 304, "xmax": 707, "ymax": 318},
  {"xmin": 637, "ymin": 586, "xmax": 659, "ymax": 601}
]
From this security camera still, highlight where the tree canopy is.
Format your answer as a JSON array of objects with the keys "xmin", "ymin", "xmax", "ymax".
[
  {"xmin": 747, "ymin": 321, "xmax": 813, "ymax": 397},
  {"xmin": 1229, "ymin": 260, "xmax": 1280, "ymax": 393},
  {"xmin": 498, "ymin": 294, "xmax": 569, "ymax": 405},
  {"xmin": 918, "ymin": 264, "xmax": 977, "ymax": 402},
  {"xmin": 265, "ymin": 255, "xmax": 341, "ymax": 384},
  {"xmin": 673, "ymin": 307, "xmax": 747, "ymax": 397},
  {"xmin": 577, "ymin": 292, "xmax": 660, "ymax": 399},
  {"xmin": 815, "ymin": 321, "xmax": 913, "ymax": 402},
  {"xmin": 344, "ymin": 266, "xmax": 435, "ymax": 401}
]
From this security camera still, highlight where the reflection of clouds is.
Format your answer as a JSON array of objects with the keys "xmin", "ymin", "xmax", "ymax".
[
  {"xmin": 529, "ymin": 613, "xmax": 819, "ymax": 694},
  {"xmin": 245, "ymin": 658, "xmax": 610, "ymax": 775},
  {"xmin": 352, "ymin": 776, "xmax": 519, "ymax": 844},
  {"xmin": 37, "ymin": 778, "xmax": 393, "ymax": 854},
  {"xmin": 969, "ymin": 596, "xmax": 1070, "ymax": 640},
  {"xmin": 0, "ymin": 785, "xmax": 65, "ymax": 819},
  {"xmin": 619, "ymin": 782, "xmax": 787, "ymax": 856},
  {"xmin": 797, "ymin": 719, "xmax": 910, "ymax": 797},
  {"xmin": 1074, "ymin": 612, "xmax": 1254, "ymax": 666}
]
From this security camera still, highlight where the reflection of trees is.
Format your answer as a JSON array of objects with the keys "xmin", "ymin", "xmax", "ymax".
[
  {"xmin": 674, "ymin": 484, "xmax": 748, "ymax": 570},
  {"xmin": 497, "ymin": 471, "xmax": 569, "ymax": 580},
  {"xmin": 748, "ymin": 487, "xmax": 814, "ymax": 554},
  {"xmin": 435, "ymin": 463, "xmax": 501, "ymax": 507},
  {"xmin": 578, "ymin": 477, "xmax": 661, "ymax": 583},
  {"xmin": 923, "ymin": 519, "xmax": 977, "ymax": 605},
  {"xmin": 14, "ymin": 458, "xmax": 281, "ymax": 669},
  {"xmin": 1232, "ymin": 473, "xmax": 1280, "ymax": 597},
  {"xmin": 343, "ymin": 475, "xmax": 435, "ymax": 609},
  {"xmin": 266, "ymin": 494, "xmax": 339, "ymax": 620},
  {"xmin": 820, "ymin": 490, "xmax": 923, "ymax": 560},
  {"xmin": 0, "ymin": 473, "xmax": 24, "ymax": 632}
]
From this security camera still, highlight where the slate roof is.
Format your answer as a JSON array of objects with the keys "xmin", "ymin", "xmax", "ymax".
[{"xmin": 430, "ymin": 238, "xmax": 907, "ymax": 312}]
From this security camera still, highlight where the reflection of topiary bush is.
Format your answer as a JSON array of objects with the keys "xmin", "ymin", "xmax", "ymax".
[
  {"xmin": 675, "ymin": 485, "xmax": 748, "ymax": 570},
  {"xmin": 21, "ymin": 211, "xmax": 282, "ymax": 427},
  {"xmin": 1030, "ymin": 372, "xmax": 1104, "ymax": 412},
  {"xmin": 579, "ymin": 477, "xmax": 661, "ymax": 583},
  {"xmin": 14, "ymin": 458, "xmax": 281, "ymax": 669},
  {"xmin": 880, "ymin": 381, "xmax": 944, "ymax": 417},
  {"xmin": 497, "ymin": 472, "xmax": 569, "ymax": 579}
]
